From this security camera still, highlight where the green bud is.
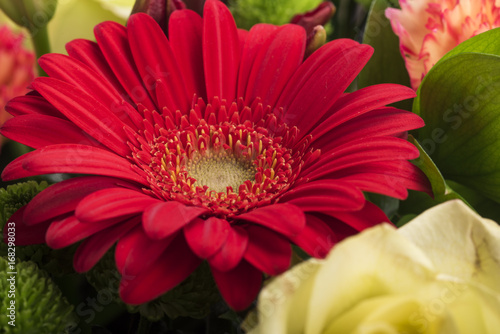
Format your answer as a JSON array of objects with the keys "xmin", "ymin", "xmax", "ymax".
[
  {"xmin": 0, "ymin": 0, "xmax": 58, "ymax": 33},
  {"xmin": 0, "ymin": 257, "xmax": 77, "ymax": 333}
]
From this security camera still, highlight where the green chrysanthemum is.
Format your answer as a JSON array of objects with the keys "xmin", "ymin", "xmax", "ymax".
[
  {"xmin": 0, "ymin": 257, "xmax": 77, "ymax": 333},
  {"xmin": 230, "ymin": 0, "xmax": 323, "ymax": 29},
  {"xmin": 87, "ymin": 250, "xmax": 220, "ymax": 321},
  {"xmin": 0, "ymin": 181, "xmax": 76, "ymax": 275}
]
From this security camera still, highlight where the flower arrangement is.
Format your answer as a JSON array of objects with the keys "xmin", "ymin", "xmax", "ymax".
[{"xmin": 0, "ymin": 0, "xmax": 499, "ymax": 333}]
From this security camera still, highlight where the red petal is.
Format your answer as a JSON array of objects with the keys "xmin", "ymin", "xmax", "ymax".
[
  {"xmin": 24, "ymin": 176, "xmax": 136, "ymax": 225},
  {"xmin": 2, "ymin": 206, "xmax": 50, "ymax": 245},
  {"xmin": 2, "ymin": 144, "xmax": 145, "ymax": 185},
  {"xmin": 211, "ymin": 260, "xmax": 262, "ymax": 311},
  {"xmin": 237, "ymin": 24, "xmax": 278, "ymax": 99},
  {"xmin": 115, "ymin": 225, "xmax": 174, "ymax": 276},
  {"xmin": 1, "ymin": 114, "xmax": 105, "ymax": 149},
  {"xmin": 289, "ymin": 214, "xmax": 336, "ymax": 258},
  {"xmin": 325, "ymin": 201, "xmax": 391, "ymax": 231},
  {"xmin": 184, "ymin": 217, "xmax": 230, "ymax": 258},
  {"xmin": 243, "ymin": 225, "xmax": 292, "ymax": 275},
  {"xmin": 280, "ymin": 180, "xmax": 365, "ymax": 211},
  {"xmin": 244, "ymin": 24, "xmax": 305, "ymax": 107},
  {"xmin": 6, "ymin": 95, "xmax": 67, "ymax": 119},
  {"xmin": 309, "ymin": 84, "xmax": 416, "ymax": 141},
  {"xmin": 142, "ymin": 201, "xmax": 209, "ymax": 239},
  {"xmin": 301, "ymin": 137, "xmax": 420, "ymax": 179},
  {"xmin": 312, "ymin": 107, "xmax": 424, "ymax": 151},
  {"xmin": 278, "ymin": 40, "xmax": 372, "ymax": 137},
  {"xmin": 39, "ymin": 54, "xmax": 140, "ymax": 129},
  {"xmin": 203, "ymin": 0, "xmax": 240, "ymax": 101},
  {"xmin": 66, "ymin": 39, "xmax": 130, "ymax": 100},
  {"xmin": 119, "ymin": 234, "xmax": 201, "ymax": 304},
  {"xmin": 73, "ymin": 216, "xmax": 140, "ymax": 272},
  {"xmin": 169, "ymin": 9, "xmax": 205, "ymax": 99},
  {"xmin": 46, "ymin": 215, "xmax": 125, "ymax": 249},
  {"xmin": 236, "ymin": 203, "xmax": 305, "ymax": 238},
  {"xmin": 75, "ymin": 188, "xmax": 160, "ymax": 223},
  {"xmin": 31, "ymin": 77, "xmax": 131, "ymax": 156},
  {"xmin": 329, "ymin": 160, "xmax": 432, "ymax": 198},
  {"xmin": 94, "ymin": 21, "xmax": 157, "ymax": 111},
  {"xmin": 128, "ymin": 13, "xmax": 189, "ymax": 113},
  {"xmin": 208, "ymin": 225, "xmax": 248, "ymax": 272}
]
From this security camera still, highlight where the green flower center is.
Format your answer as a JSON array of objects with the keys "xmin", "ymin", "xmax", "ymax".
[{"xmin": 186, "ymin": 151, "xmax": 256, "ymax": 194}]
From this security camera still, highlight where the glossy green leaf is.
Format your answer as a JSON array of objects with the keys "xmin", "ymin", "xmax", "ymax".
[
  {"xmin": 398, "ymin": 136, "xmax": 471, "ymax": 218},
  {"xmin": 415, "ymin": 52, "xmax": 500, "ymax": 202},
  {"xmin": 358, "ymin": 0, "xmax": 411, "ymax": 109}
]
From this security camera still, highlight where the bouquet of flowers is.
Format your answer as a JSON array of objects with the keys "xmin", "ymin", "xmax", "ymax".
[{"xmin": 0, "ymin": 0, "xmax": 499, "ymax": 333}]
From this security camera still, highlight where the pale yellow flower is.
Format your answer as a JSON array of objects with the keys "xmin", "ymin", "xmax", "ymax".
[
  {"xmin": 386, "ymin": 0, "xmax": 500, "ymax": 89},
  {"xmin": 249, "ymin": 200, "xmax": 500, "ymax": 334}
]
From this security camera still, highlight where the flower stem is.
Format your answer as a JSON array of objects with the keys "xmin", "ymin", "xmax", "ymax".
[{"xmin": 30, "ymin": 24, "xmax": 50, "ymax": 77}]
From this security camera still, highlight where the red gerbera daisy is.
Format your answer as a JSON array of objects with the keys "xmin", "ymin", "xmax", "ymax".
[{"xmin": 1, "ymin": 0, "xmax": 429, "ymax": 310}]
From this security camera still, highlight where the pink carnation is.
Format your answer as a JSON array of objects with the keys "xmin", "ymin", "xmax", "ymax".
[
  {"xmin": 0, "ymin": 25, "xmax": 36, "ymax": 146},
  {"xmin": 386, "ymin": 0, "xmax": 500, "ymax": 89}
]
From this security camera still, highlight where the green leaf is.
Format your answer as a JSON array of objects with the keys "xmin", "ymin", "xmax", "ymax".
[
  {"xmin": 398, "ymin": 136, "xmax": 471, "ymax": 217},
  {"xmin": 414, "ymin": 52, "xmax": 500, "ymax": 202},
  {"xmin": 358, "ymin": 0, "xmax": 411, "ymax": 109}
]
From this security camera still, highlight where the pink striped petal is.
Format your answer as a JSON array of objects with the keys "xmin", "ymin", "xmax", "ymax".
[
  {"xmin": 169, "ymin": 9, "xmax": 205, "ymax": 99},
  {"xmin": 76, "ymin": 188, "xmax": 160, "ymax": 223},
  {"xmin": 128, "ymin": 13, "xmax": 189, "ymax": 113},
  {"xmin": 236, "ymin": 203, "xmax": 305, "ymax": 238},
  {"xmin": 208, "ymin": 225, "xmax": 248, "ymax": 272},
  {"xmin": 115, "ymin": 225, "xmax": 174, "ymax": 276},
  {"xmin": 31, "ymin": 77, "xmax": 131, "ymax": 156},
  {"xmin": 184, "ymin": 217, "xmax": 230, "ymax": 258},
  {"xmin": 1, "ymin": 114, "xmax": 104, "ymax": 149},
  {"xmin": 203, "ymin": 0, "xmax": 240, "ymax": 101},
  {"xmin": 280, "ymin": 180, "xmax": 365, "ymax": 211},
  {"xmin": 211, "ymin": 260, "xmax": 262, "ymax": 311},
  {"xmin": 2, "ymin": 144, "xmax": 145, "ymax": 184},
  {"xmin": 94, "ymin": 20, "xmax": 157, "ymax": 112},
  {"xmin": 143, "ymin": 201, "xmax": 209, "ymax": 239},
  {"xmin": 243, "ymin": 225, "xmax": 291, "ymax": 275},
  {"xmin": 73, "ymin": 216, "xmax": 140, "ymax": 272},
  {"xmin": 244, "ymin": 24, "xmax": 305, "ymax": 107},
  {"xmin": 24, "ymin": 176, "xmax": 136, "ymax": 225},
  {"xmin": 119, "ymin": 234, "xmax": 201, "ymax": 304}
]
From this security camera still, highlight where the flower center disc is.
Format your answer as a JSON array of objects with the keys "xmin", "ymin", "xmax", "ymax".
[{"xmin": 187, "ymin": 152, "xmax": 256, "ymax": 194}]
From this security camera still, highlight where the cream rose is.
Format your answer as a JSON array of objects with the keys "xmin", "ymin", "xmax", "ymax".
[{"xmin": 248, "ymin": 200, "xmax": 500, "ymax": 334}]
